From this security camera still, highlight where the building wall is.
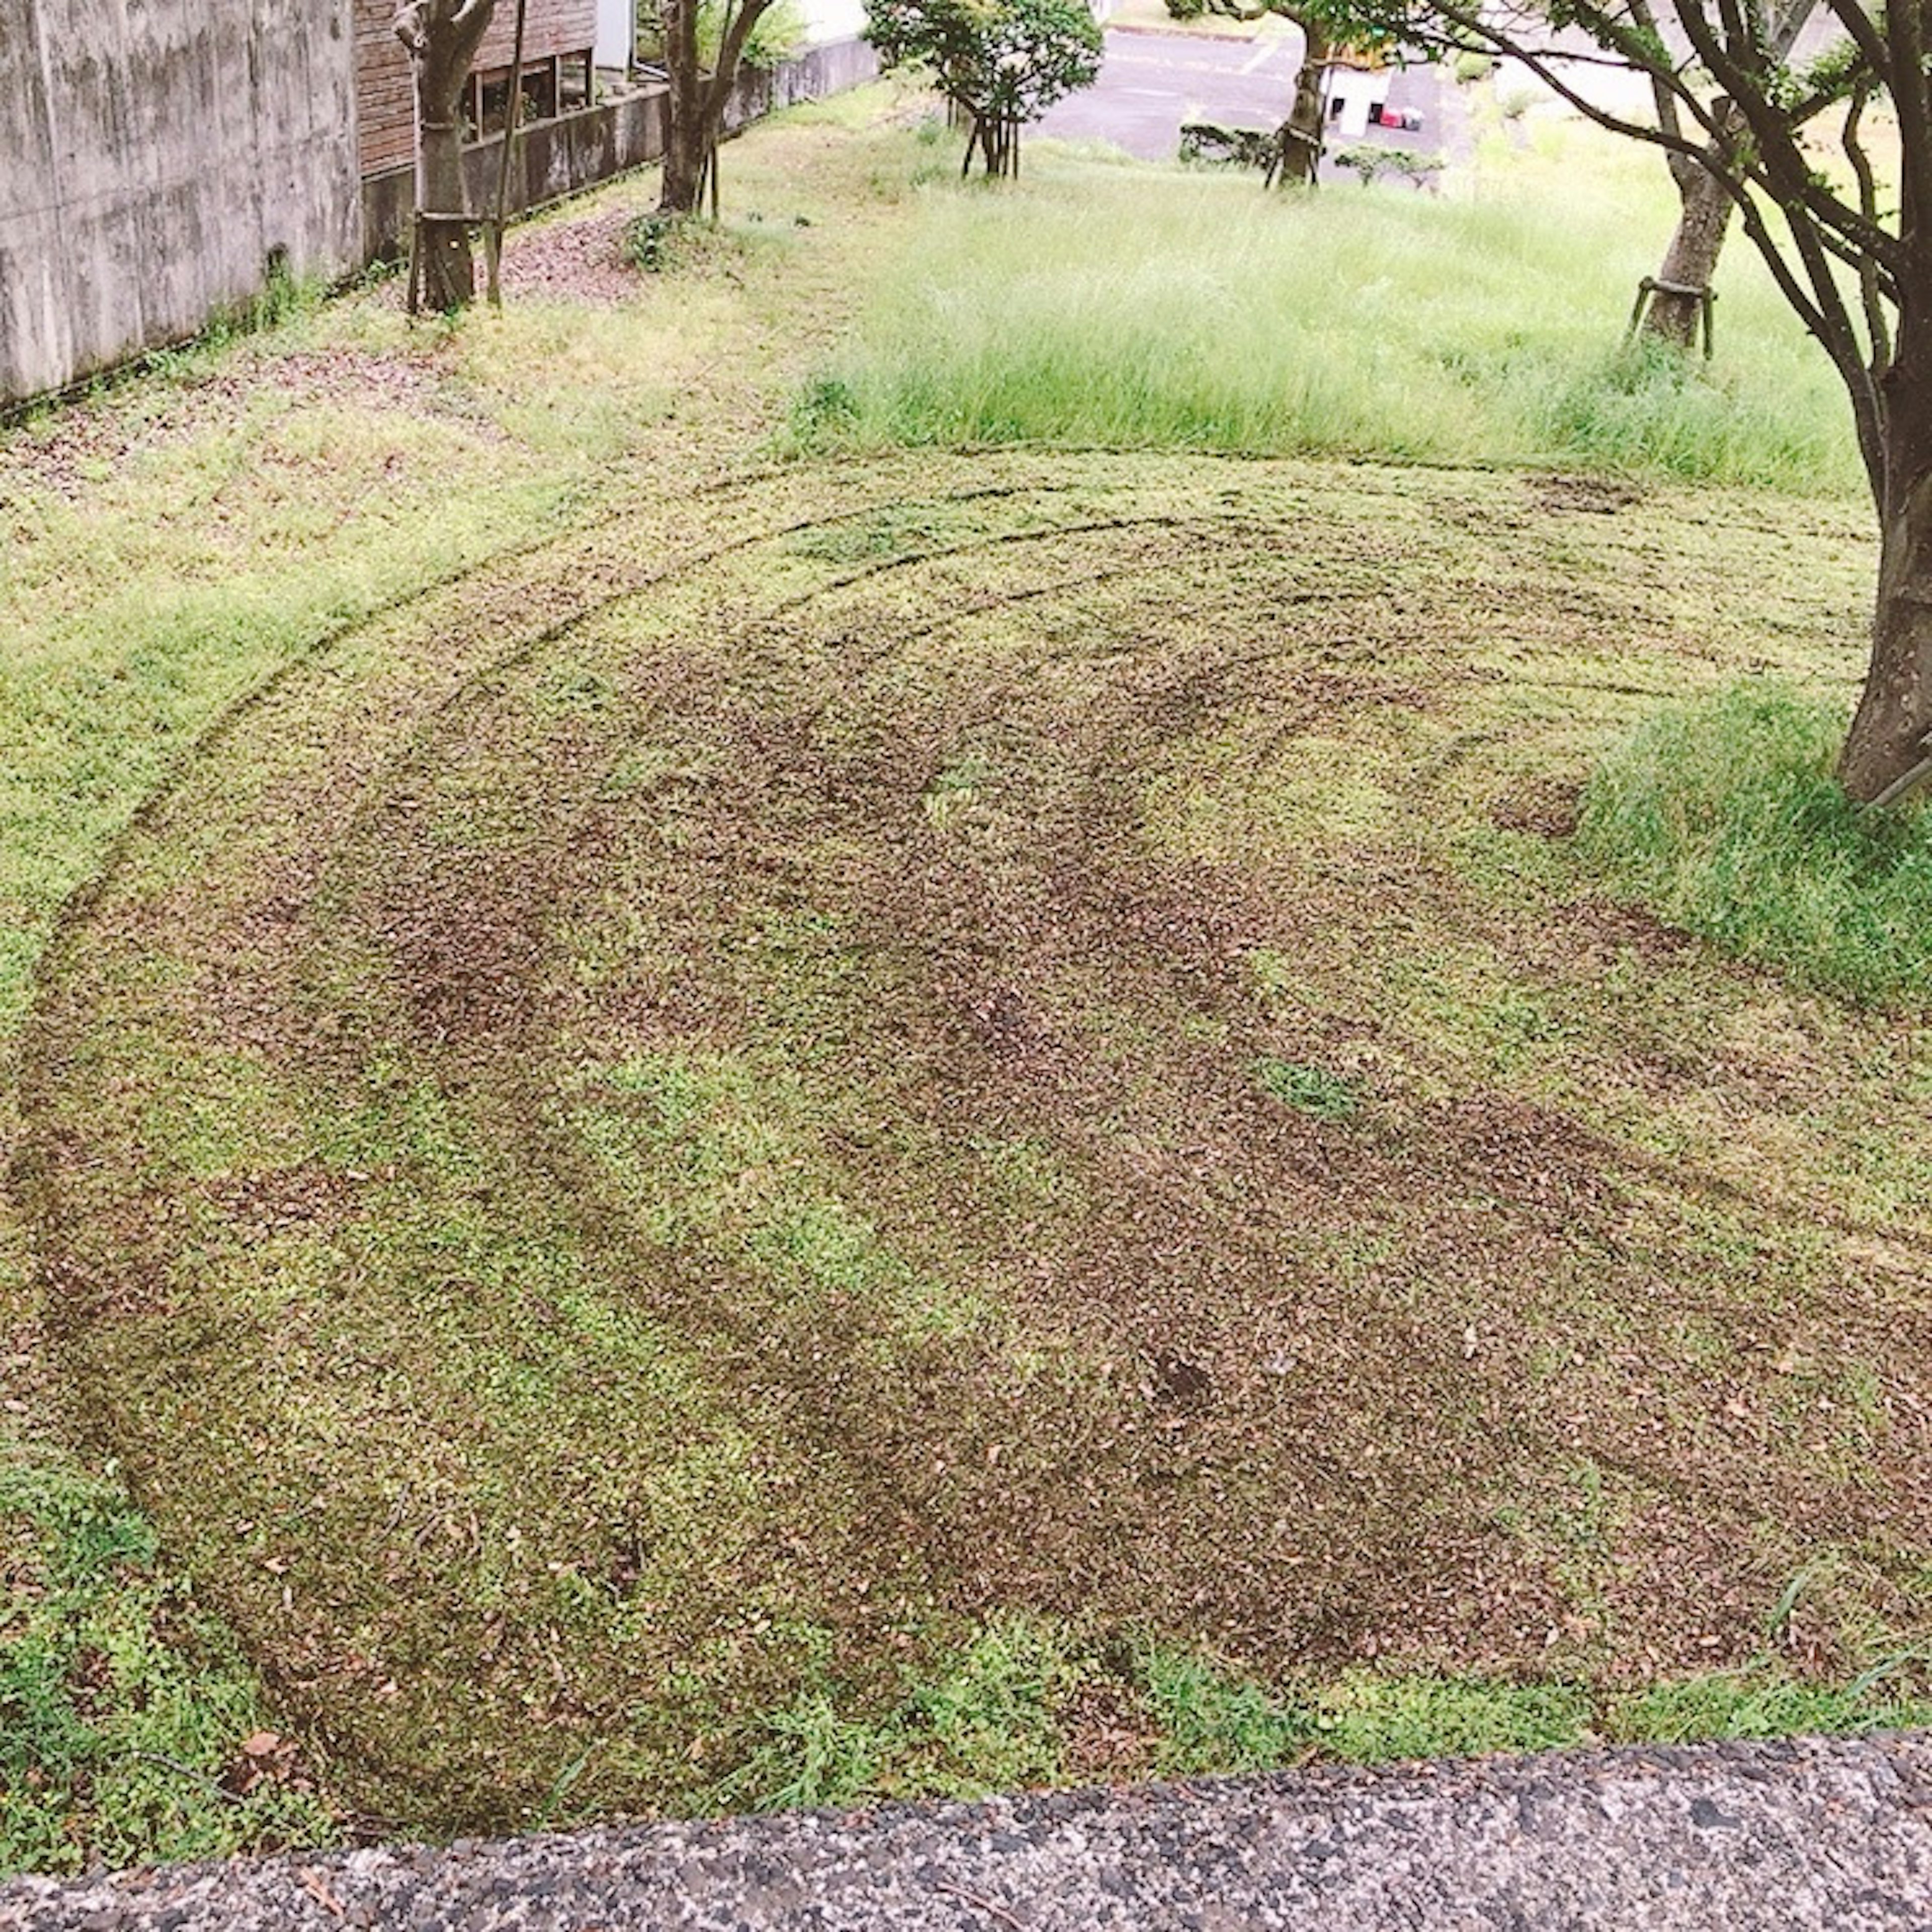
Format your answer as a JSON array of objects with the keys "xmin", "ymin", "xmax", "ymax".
[
  {"xmin": 0, "ymin": 0, "xmax": 362, "ymax": 406},
  {"xmin": 2, "ymin": 4, "xmax": 876, "ymax": 408},
  {"xmin": 594, "ymin": 0, "xmax": 636, "ymax": 69},
  {"xmin": 797, "ymin": 0, "xmax": 868, "ymax": 49},
  {"xmin": 360, "ymin": 34, "xmax": 878, "ymax": 259},
  {"xmin": 354, "ymin": 0, "xmax": 600, "ymax": 177}
]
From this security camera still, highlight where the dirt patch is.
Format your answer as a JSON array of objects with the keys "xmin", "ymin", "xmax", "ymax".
[
  {"xmin": 1532, "ymin": 473, "xmax": 1645, "ymax": 516},
  {"xmin": 1489, "ymin": 779, "xmax": 1582, "ymax": 840},
  {"xmin": 502, "ymin": 207, "xmax": 648, "ymax": 307}
]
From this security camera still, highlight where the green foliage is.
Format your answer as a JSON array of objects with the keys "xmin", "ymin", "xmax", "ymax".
[
  {"xmin": 1604, "ymin": 1660, "xmax": 1932, "ymax": 1744},
  {"xmin": 715, "ymin": 1618, "xmax": 1081, "ymax": 1808},
  {"xmin": 1578, "ymin": 682, "xmax": 1932, "ymax": 1008},
  {"xmin": 1453, "ymin": 49, "xmax": 1495, "ymax": 83},
  {"xmin": 1142, "ymin": 1648, "xmax": 1593, "ymax": 1772},
  {"xmin": 1142, "ymin": 1647, "xmax": 1314, "ymax": 1771},
  {"xmin": 1255, "ymin": 1057, "xmax": 1363, "ymax": 1120},
  {"xmin": 1333, "ymin": 143, "xmax": 1443, "ymax": 187},
  {"xmin": 1165, "ymin": 0, "xmax": 1209, "ymax": 17},
  {"xmin": 864, "ymin": 0, "xmax": 1103, "ymax": 127},
  {"xmin": 1, "ymin": 1459, "xmax": 333, "ymax": 1874},
  {"xmin": 721, "ymin": 0, "xmax": 808, "ymax": 70},
  {"xmin": 624, "ymin": 210, "xmax": 682, "ymax": 272},
  {"xmin": 635, "ymin": 0, "xmax": 807, "ymax": 70}
]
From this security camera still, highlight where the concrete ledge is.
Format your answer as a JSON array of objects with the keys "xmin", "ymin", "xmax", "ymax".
[{"xmin": 7, "ymin": 1733, "xmax": 1930, "ymax": 1930}]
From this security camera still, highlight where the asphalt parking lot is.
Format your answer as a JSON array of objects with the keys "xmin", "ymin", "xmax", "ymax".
[{"xmin": 1037, "ymin": 26, "xmax": 1445, "ymax": 173}]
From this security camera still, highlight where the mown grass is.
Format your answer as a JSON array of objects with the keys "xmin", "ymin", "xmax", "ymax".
[
  {"xmin": 717, "ymin": 1621, "xmax": 1932, "ymax": 1808},
  {"xmin": 0, "ymin": 80, "xmax": 1923, "ymax": 1878},
  {"xmin": 0, "ymin": 1458, "xmax": 331, "ymax": 1874},
  {"xmin": 1579, "ymin": 682, "xmax": 1932, "ymax": 1008},
  {"xmin": 0, "ymin": 94, "xmax": 944, "ymax": 1874},
  {"xmin": 794, "ymin": 123, "xmax": 1860, "ymax": 494}
]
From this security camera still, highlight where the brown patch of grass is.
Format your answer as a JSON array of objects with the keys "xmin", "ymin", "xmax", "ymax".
[{"xmin": 19, "ymin": 452, "xmax": 1929, "ymax": 1829}]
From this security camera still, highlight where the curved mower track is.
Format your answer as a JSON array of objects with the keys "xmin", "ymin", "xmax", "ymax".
[{"xmin": 19, "ymin": 451, "xmax": 1931, "ymax": 1827}]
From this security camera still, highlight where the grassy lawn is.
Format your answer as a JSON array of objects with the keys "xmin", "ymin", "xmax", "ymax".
[{"xmin": 5, "ymin": 87, "xmax": 1930, "ymax": 1865}]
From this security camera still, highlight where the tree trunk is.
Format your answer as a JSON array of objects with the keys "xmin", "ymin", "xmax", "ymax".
[
  {"xmin": 659, "ymin": 0, "xmax": 708, "ymax": 213},
  {"xmin": 1841, "ymin": 411, "xmax": 1932, "ymax": 800},
  {"xmin": 1273, "ymin": 19, "xmax": 1327, "ymax": 187},
  {"xmin": 1640, "ymin": 152, "xmax": 1730, "ymax": 349},
  {"xmin": 395, "ymin": 0, "xmax": 498, "ymax": 311},
  {"xmin": 417, "ymin": 124, "xmax": 476, "ymax": 310},
  {"xmin": 1841, "ymin": 497, "xmax": 1932, "ymax": 801},
  {"xmin": 660, "ymin": 0, "xmax": 771, "ymax": 215}
]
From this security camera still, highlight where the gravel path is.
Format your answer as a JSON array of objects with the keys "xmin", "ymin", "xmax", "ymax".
[{"xmin": 8, "ymin": 1734, "xmax": 1930, "ymax": 1930}]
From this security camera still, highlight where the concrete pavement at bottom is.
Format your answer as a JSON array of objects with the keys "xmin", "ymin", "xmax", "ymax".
[
  {"xmin": 4, "ymin": 1734, "xmax": 1929, "ymax": 1930},
  {"xmin": 1037, "ymin": 27, "xmax": 1443, "ymax": 169}
]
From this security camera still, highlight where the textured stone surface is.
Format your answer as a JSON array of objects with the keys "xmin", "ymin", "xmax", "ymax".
[{"xmin": 7, "ymin": 1734, "xmax": 1931, "ymax": 1930}]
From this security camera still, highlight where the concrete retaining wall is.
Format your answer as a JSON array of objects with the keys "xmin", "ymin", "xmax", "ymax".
[
  {"xmin": 4, "ymin": 25, "xmax": 877, "ymax": 409},
  {"xmin": 1, "ymin": 0, "xmax": 363, "ymax": 406}
]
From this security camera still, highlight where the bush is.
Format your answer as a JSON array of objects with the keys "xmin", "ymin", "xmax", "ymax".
[
  {"xmin": 1577, "ymin": 681, "xmax": 1932, "ymax": 1007},
  {"xmin": 1454, "ymin": 49, "xmax": 1495, "ymax": 83},
  {"xmin": 1166, "ymin": 0, "xmax": 1209, "ymax": 18},
  {"xmin": 1333, "ymin": 144, "xmax": 1444, "ymax": 188}
]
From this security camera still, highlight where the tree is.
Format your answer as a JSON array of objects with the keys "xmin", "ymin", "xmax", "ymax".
[
  {"xmin": 1306, "ymin": 0, "xmax": 1932, "ymax": 803},
  {"xmin": 395, "ymin": 0, "xmax": 500, "ymax": 311},
  {"xmin": 1271, "ymin": 14, "xmax": 1332, "ymax": 187},
  {"xmin": 656, "ymin": 0, "xmax": 792, "ymax": 215},
  {"xmin": 1634, "ymin": 1, "xmax": 1816, "ymax": 348},
  {"xmin": 865, "ymin": 0, "xmax": 1103, "ymax": 178}
]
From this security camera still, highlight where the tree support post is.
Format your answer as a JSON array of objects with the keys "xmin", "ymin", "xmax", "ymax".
[
  {"xmin": 487, "ymin": 0, "xmax": 533, "ymax": 308},
  {"xmin": 1627, "ymin": 276, "xmax": 1715, "ymax": 360}
]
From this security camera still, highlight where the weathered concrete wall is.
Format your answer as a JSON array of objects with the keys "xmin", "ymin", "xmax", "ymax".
[
  {"xmin": 360, "ymin": 38, "xmax": 879, "ymax": 262},
  {"xmin": 720, "ymin": 35, "xmax": 879, "ymax": 131},
  {"xmin": 3, "ymin": 21, "xmax": 876, "ymax": 406},
  {"xmin": 362, "ymin": 86, "xmax": 669, "ymax": 260},
  {"xmin": 0, "ymin": 0, "xmax": 362, "ymax": 405}
]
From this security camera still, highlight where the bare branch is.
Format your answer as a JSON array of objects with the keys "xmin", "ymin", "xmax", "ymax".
[{"xmin": 1844, "ymin": 80, "xmax": 1894, "ymax": 372}]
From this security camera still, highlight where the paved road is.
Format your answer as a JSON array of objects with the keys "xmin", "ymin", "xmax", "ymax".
[
  {"xmin": 1038, "ymin": 27, "xmax": 1444, "ymax": 171},
  {"xmin": 7, "ymin": 1736, "xmax": 1929, "ymax": 1929}
]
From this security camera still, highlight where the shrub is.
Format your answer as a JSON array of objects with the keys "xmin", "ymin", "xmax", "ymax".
[
  {"xmin": 1454, "ymin": 49, "xmax": 1495, "ymax": 83},
  {"xmin": 1333, "ymin": 143, "xmax": 1444, "ymax": 188},
  {"xmin": 623, "ymin": 211, "xmax": 681, "ymax": 272},
  {"xmin": 1166, "ymin": 0, "xmax": 1209, "ymax": 18},
  {"xmin": 1577, "ymin": 681, "xmax": 1932, "ymax": 1007}
]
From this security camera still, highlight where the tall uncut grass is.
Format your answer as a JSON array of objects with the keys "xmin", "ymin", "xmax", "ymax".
[
  {"xmin": 797, "ymin": 123, "xmax": 1862, "ymax": 494},
  {"xmin": 1578, "ymin": 682, "xmax": 1932, "ymax": 1007}
]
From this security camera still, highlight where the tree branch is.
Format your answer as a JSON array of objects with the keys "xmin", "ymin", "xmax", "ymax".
[{"xmin": 1844, "ymin": 80, "xmax": 1894, "ymax": 373}]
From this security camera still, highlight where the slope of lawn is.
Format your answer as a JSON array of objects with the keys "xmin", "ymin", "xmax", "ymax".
[
  {"xmin": 5, "ymin": 88, "xmax": 1929, "ymax": 1863},
  {"xmin": 794, "ymin": 117, "xmax": 1858, "ymax": 494}
]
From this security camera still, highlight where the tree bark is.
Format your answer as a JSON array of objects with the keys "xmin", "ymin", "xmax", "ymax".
[
  {"xmin": 1840, "ymin": 295, "xmax": 1932, "ymax": 800},
  {"xmin": 1272, "ymin": 17, "xmax": 1328, "ymax": 188},
  {"xmin": 1842, "ymin": 487, "xmax": 1932, "ymax": 801},
  {"xmin": 395, "ymin": 0, "xmax": 498, "ymax": 311},
  {"xmin": 659, "ymin": 0, "xmax": 709, "ymax": 212},
  {"xmin": 1641, "ymin": 154, "xmax": 1729, "ymax": 349}
]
